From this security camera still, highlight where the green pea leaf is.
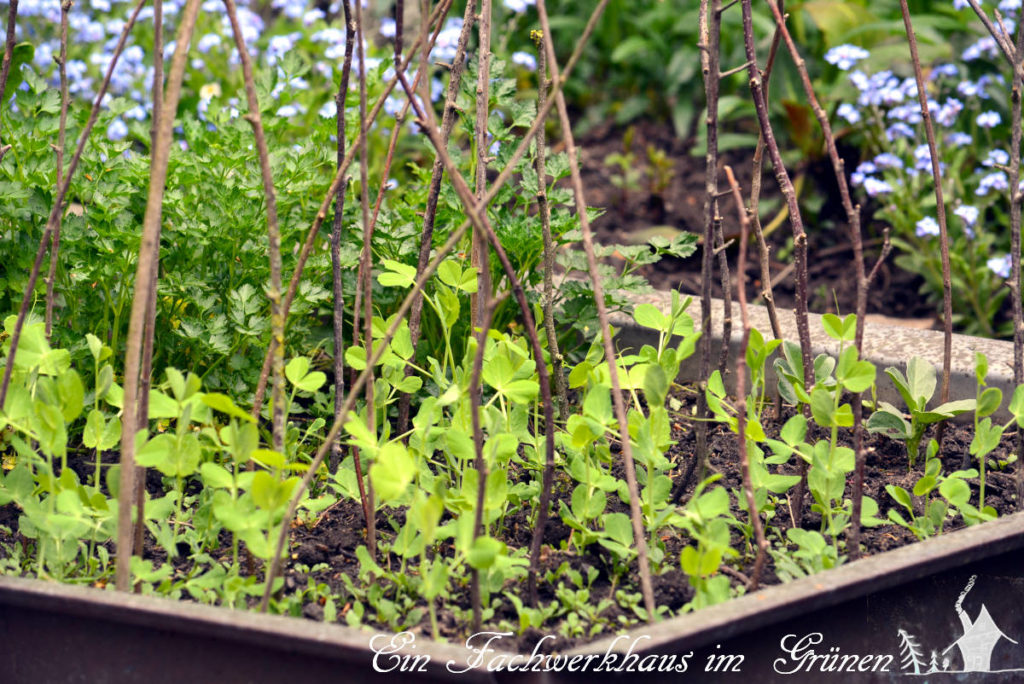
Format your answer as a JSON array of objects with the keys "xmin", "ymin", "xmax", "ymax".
[{"xmin": 369, "ymin": 442, "xmax": 415, "ymax": 504}]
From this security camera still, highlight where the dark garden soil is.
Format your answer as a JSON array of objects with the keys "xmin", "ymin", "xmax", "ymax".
[
  {"xmin": 285, "ymin": 387, "xmax": 1019, "ymax": 652},
  {"xmin": 3, "ymin": 378, "xmax": 1012, "ymax": 654},
  {"xmin": 577, "ymin": 119, "xmax": 940, "ymax": 325}
]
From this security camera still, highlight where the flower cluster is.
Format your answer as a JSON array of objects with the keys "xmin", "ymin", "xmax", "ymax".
[
  {"xmin": 826, "ymin": 4, "xmax": 1024, "ymax": 335},
  {"xmin": 15, "ymin": 0, "xmax": 539, "ymax": 142}
]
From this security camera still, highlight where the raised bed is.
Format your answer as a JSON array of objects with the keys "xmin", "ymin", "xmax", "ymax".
[{"xmin": 1, "ymin": 297, "xmax": 1022, "ymax": 683}]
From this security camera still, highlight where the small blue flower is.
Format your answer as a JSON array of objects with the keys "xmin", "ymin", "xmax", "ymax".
[
  {"xmin": 915, "ymin": 216, "xmax": 940, "ymax": 237},
  {"xmin": 914, "ymin": 144, "xmax": 934, "ymax": 171},
  {"xmin": 198, "ymin": 33, "xmax": 221, "ymax": 54},
  {"xmin": 851, "ymin": 161, "xmax": 877, "ymax": 187},
  {"xmin": 512, "ymin": 51, "xmax": 537, "ymax": 71},
  {"xmin": 977, "ymin": 171, "xmax": 1009, "ymax": 196},
  {"xmin": 837, "ymin": 103, "xmax": 860, "ymax": 124},
  {"xmin": 432, "ymin": 18, "xmax": 465, "ymax": 62},
  {"xmin": 825, "ymin": 44, "xmax": 870, "ymax": 70},
  {"xmin": 984, "ymin": 149, "xmax": 1010, "ymax": 167},
  {"xmin": 863, "ymin": 177, "xmax": 894, "ymax": 196},
  {"xmin": 946, "ymin": 131, "xmax": 972, "ymax": 147},
  {"xmin": 384, "ymin": 95, "xmax": 404, "ymax": 116},
  {"xmin": 935, "ymin": 97, "xmax": 963, "ymax": 127},
  {"xmin": 977, "ymin": 111, "xmax": 1002, "ymax": 128},
  {"xmin": 380, "ymin": 17, "xmax": 396, "ymax": 38},
  {"xmin": 107, "ymin": 118, "xmax": 128, "ymax": 141},
  {"xmin": 888, "ymin": 104, "xmax": 921, "ymax": 124},
  {"xmin": 272, "ymin": 0, "xmax": 308, "ymax": 20},
  {"xmin": 873, "ymin": 152, "xmax": 904, "ymax": 170},
  {"xmin": 503, "ymin": 0, "xmax": 536, "ymax": 11},
  {"xmin": 963, "ymin": 37, "xmax": 999, "ymax": 61},
  {"xmin": 988, "ymin": 254, "xmax": 1012, "ymax": 278},
  {"xmin": 955, "ymin": 204, "xmax": 980, "ymax": 226},
  {"xmin": 125, "ymin": 104, "xmax": 148, "ymax": 121},
  {"xmin": 930, "ymin": 63, "xmax": 959, "ymax": 80},
  {"xmin": 319, "ymin": 100, "xmax": 337, "ymax": 118},
  {"xmin": 886, "ymin": 122, "xmax": 914, "ymax": 141}
]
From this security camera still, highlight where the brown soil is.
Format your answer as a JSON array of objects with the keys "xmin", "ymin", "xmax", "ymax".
[
  {"xmin": 280, "ymin": 386, "xmax": 1019, "ymax": 651},
  {"xmin": 578, "ymin": 119, "xmax": 937, "ymax": 322}
]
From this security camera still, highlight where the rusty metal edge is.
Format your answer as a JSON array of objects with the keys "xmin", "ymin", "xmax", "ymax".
[
  {"xmin": 0, "ymin": 574, "xmax": 494, "ymax": 682},
  {"xmin": 572, "ymin": 511, "xmax": 1024, "ymax": 658}
]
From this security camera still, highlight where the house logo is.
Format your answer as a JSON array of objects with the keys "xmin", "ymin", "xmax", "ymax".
[{"xmin": 899, "ymin": 575, "xmax": 1022, "ymax": 675}]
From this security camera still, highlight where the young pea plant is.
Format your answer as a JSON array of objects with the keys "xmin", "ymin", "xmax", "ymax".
[
  {"xmin": 677, "ymin": 475, "xmax": 737, "ymax": 610},
  {"xmin": 885, "ymin": 439, "xmax": 950, "ymax": 540},
  {"xmin": 771, "ymin": 528, "xmax": 840, "ymax": 581},
  {"xmin": 866, "ymin": 356, "xmax": 976, "ymax": 468},
  {"xmin": 704, "ymin": 369, "xmax": 801, "ymax": 522},
  {"xmin": 771, "ymin": 314, "xmax": 881, "ymax": 551},
  {"xmin": 564, "ymin": 294, "xmax": 700, "ymax": 569}
]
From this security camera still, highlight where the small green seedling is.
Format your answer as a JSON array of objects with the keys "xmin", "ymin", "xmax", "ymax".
[{"xmin": 866, "ymin": 356, "xmax": 976, "ymax": 468}]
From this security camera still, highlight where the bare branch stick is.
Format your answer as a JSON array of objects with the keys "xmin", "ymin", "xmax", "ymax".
[
  {"xmin": 134, "ymin": 0, "xmax": 165, "ymax": 569},
  {"xmin": 675, "ymin": 0, "xmax": 720, "ymax": 504},
  {"xmin": 330, "ymin": 0, "xmax": 354, "ymax": 475},
  {"xmin": 710, "ymin": 1, "xmax": 733, "ymax": 380},
  {"xmin": 45, "ymin": 0, "xmax": 72, "ymax": 340},
  {"xmin": 899, "ymin": 0, "xmax": 953, "ymax": 441},
  {"xmin": 966, "ymin": 0, "xmax": 1024, "ymax": 511},
  {"xmin": 749, "ymin": 1, "xmax": 782, "ymax": 341},
  {"xmin": 1010, "ymin": 19, "xmax": 1024, "ymax": 509},
  {"xmin": 224, "ymin": 0, "xmax": 287, "ymax": 461},
  {"xmin": 115, "ymin": 0, "xmax": 200, "ymax": 592},
  {"xmin": 535, "ymin": 0, "xmax": 654, "ymax": 621},
  {"xmin": 470, "ymin": 0, "xmax": 493, "ymax": 325},
  {"xmin": 724, "ymin": 165, "xmax": 768, "ymax": 590},
  {"xmin": 534, "ymin": 31, "xmax": 568, "ymax": 419},
  {"xmin": 740, "ymin": 0, "xmax": 812, "ymax": 524}
]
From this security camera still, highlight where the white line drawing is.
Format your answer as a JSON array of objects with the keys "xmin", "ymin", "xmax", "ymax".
[
  {"xmin": 941, "ymin": 575, "xmax": 1018, "ymax": 672},
  {"xmin": 899, "ymin": 574, "xmax": 1022, "ymax": 675}
]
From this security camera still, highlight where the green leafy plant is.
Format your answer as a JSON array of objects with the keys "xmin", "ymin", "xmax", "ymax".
[{"xmin": 866, "ymin": 356, "xmax": 976, "ymax": 468}]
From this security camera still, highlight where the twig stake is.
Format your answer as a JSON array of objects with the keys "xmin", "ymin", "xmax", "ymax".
[
  {"xmin": 115, "ymin": 0, "xmax": 200, "ymax": 592},
  {"xmin": 724, "ymin": 165, "xmax": 768, "ymax": 590},
  {"xmin": 330, "ymin": 0, "xmax": 354, "ymax": 474},
  {"xmin": 45, "ymin": 0, "xmax": 72, "ymax": 339},
  {"xmin": 740, "ymin": 0, "xmax": 813, "ymax": 524},
  {"xmin": 536, "ymin": 0, "xmax": 655, "ymax": 621},
  {"xmin": 898, "ymin": 0, "xmax": 953, "ymax": 456},
  {"xmin": 534, "ymin": 31, "xmax": 568, "ymax": 419}
]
